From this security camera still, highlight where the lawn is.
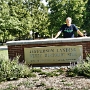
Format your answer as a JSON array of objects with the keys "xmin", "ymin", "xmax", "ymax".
[{"xmin": 0, "ymin": 50, "xmax": 8, "ymax": 59}]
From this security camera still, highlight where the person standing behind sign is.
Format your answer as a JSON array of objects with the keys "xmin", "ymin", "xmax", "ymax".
[{"xmin": 54, "ymin": 17, "xmax": 84, "ymax": 38}]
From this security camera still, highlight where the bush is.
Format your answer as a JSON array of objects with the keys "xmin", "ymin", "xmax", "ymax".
[
  {"xmin": 66, "ymin": 61, "xmax": 90, "ymax": 77},
  {"xmin": 0, "ymin": 56, "xmax": 36, "ymax": 82}
]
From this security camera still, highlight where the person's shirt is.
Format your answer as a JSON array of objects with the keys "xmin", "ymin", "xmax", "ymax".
[{"xmin": 60, "ymin": 24, "xmax": 78, "ymax": 38}]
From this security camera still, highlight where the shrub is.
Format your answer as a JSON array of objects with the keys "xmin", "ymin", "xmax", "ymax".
[
  {"xmin": 0, "ymin": 56, "xmax": 36, "ymax": 82},
  {"xmin": 66, "ymin": 61, "xmax": 90, "ymax": 77}
]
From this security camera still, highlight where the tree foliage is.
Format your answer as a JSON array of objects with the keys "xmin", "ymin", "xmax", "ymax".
[
  {"xmin": 47, "ymin": 0, "xmax": 87, "ymax": 37},
  {"xmin": 0, "ymin": 0, "xmax": 49, "ymax": 42},
  {"xmin": 0, "ymin": 0, "xmax": 89, "ymax": 42},
  {"xmin": 83, "ymin": 0, "xmax": 90, "ymax": 35}
]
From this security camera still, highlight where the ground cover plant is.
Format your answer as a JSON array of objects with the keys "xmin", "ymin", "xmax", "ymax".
[
  {"xmin": 1, "ymin": 47, "xmax": 90, "ymax": 79},
  {"xmin": 0, "ymin": 56, "xmax": 36, "ymax": 82},
  {"xmin": 1, "ymin": 49, "xmax": 90, "ymax": 89},
  {"xmin": 66, "ymin": 51, "xmax": 90, "ymax": 77}
]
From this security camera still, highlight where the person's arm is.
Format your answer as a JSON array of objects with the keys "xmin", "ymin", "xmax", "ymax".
[
  {"xmin": 54, "ymin": 31, "xmax": 62, "ymax": 39},
  {"xmin": 77, "ymin": 30, "xmax": 84, "ymax": 37}
]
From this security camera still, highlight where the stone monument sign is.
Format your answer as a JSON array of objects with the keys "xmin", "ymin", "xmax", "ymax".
[{"xmin": 24, "ymin": 45, "xmax": 83, "ymax": 64}]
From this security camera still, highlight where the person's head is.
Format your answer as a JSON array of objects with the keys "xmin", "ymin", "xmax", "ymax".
[{"xmin": 66, "ymin": 17, "xmax": 72, "ymax": 26}]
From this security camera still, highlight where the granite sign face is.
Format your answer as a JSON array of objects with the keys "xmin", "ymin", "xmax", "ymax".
[{"xmin": 24, "ymin": 45, "xmax": 83, "ymax": 64}]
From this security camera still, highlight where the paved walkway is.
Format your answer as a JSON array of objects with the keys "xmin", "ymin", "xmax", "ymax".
[{"xmin": 0, "ymin": 46, "xmax": 8, "ymax": 50}]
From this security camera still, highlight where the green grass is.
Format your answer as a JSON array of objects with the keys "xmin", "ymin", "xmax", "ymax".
[{"xmin": 0, "ymin": 50, "xmax": 8, "ymax": 59}]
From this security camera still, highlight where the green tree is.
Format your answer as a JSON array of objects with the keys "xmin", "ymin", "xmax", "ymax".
[
  {"xmin": 0, "ymin": 0, "xmax": 32, "ymax": 41},
  {"xmin": 82, "ymin": 0, "xmax": 90, "ymax": 36},
  {"xmin": 24, "ymin": 0, "xmax": 49, "ymax": 39},
  {"xmin": 7, "ymin": 0, "xmax": 32, "ymax": 40},
  {"xmin": 0, "ymin": 0, "xmax": 49, "ymax": 41},
  {"xmin": 47, "ymin": 0, "xmax": 87, "ymax": 37},
  {"xmin": 0, "ymin": 0, "xmax": 10, "ymax": 42}
]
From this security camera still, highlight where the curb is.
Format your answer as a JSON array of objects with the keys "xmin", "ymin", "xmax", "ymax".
[{"xmin": 0, "ymin": 46, "xmax": 8, "ymax": 50}]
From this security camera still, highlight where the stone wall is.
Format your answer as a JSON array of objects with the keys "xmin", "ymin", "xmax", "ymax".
[{"xmin": 6, "ymin": 37, "xmax": 90, "ymax": 65}]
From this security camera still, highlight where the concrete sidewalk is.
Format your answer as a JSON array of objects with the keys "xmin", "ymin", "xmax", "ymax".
[{"xmin": 0, "ymin": 46, "xmax": 8, "ymax": 50}]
